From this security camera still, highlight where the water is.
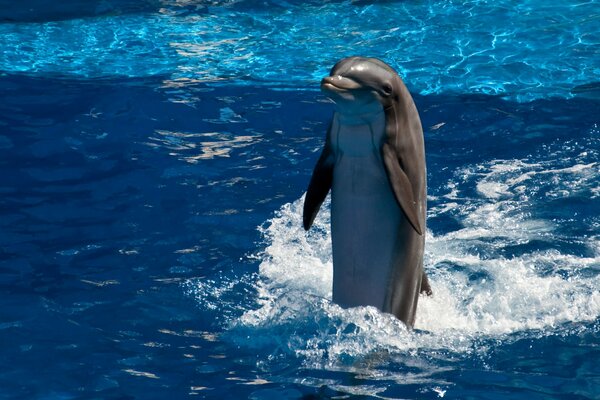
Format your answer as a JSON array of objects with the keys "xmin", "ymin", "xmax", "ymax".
[{"xmin": 1, "ymin": 1, "xmax": 599, "ymax": 398}]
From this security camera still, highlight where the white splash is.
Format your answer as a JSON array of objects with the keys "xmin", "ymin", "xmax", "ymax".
[
  {"xmin": 185, "ymin": 152, "xmax": 599, "ymax": 388},
  {"xmin": 229, "ymin": 156, "xmax": 600, "ymax": 368}
]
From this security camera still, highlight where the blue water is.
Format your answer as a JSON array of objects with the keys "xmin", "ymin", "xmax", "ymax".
[{"xmin": 1, "ymin": 1, "xmax": 599, "ymax": 399}]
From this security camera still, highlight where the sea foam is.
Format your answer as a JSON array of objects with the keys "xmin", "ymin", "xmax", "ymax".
[{"xmin": 230, "ymin": 156, "xmax": 600, "ymax": 367}]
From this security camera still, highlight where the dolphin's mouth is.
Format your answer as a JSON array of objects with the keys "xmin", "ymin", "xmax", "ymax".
[{"xmin": 321, "ymin": 76, "xmax": 362, "ymax": 92}]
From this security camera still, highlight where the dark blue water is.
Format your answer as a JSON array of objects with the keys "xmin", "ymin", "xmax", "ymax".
[{"xmin": 1, "ymin": 1, "xmax": 599, "ymax": 399}]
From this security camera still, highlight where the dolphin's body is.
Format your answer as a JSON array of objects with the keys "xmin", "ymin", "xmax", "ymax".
[{"xmin": 303, "ymin": 57, "xmax": 430, "ymax": 328}]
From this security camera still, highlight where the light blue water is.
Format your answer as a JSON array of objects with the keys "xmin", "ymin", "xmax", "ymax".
[
  {"xmin": 1, "ymin": 1, "xmax": 599, "ymax": 399},
  {"xmin": 1, "ymin": 1, "xmax": 598, "ymax": 100}
]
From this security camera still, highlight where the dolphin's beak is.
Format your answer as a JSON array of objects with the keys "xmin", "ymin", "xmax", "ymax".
[{"xmin": 321, "ymin": 76, "xmax": 361, "ymax": 92}]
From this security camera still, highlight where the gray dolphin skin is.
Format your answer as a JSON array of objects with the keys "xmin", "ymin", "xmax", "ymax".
[{"xmin": 303, "ymin": 56, "xmax": 431, "ymax": 329}]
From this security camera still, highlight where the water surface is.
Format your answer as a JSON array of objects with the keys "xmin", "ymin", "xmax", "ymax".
[{"xmin": 1, "ymin": 1, "xmax": 599, "ymax": 399}]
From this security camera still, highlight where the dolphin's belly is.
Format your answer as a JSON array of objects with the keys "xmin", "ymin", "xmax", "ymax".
[{"xmin": 330, "ymin": 153, "xmax": 403, "ymax": 310}]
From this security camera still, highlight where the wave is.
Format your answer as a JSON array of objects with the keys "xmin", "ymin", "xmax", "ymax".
[{"xmin": 185, "ymin": 150, "xmax": 600, "ymax": 371}]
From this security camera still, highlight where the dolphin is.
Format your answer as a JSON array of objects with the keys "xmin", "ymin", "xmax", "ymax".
[{"xmin": 303, "ymin": 56, "xmax": 430, "ymax": 328}]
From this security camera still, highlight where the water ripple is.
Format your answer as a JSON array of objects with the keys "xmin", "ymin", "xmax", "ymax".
[{"xmin": 1, "ymin": 0, "xmax": 598, "ymax": 101}]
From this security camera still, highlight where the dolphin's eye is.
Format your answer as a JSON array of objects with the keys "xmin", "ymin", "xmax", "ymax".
[{"xmin": 382, "ymin": 83, "xmax": 393, "ymax": 96}]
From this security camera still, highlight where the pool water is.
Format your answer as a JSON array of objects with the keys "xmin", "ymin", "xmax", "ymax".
[{"xmin": 1, "ymin": 1, "xmax": 599, "ymax": 399}]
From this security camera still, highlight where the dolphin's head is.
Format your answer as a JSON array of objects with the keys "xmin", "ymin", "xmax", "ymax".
[{"xmin": 321, "ymin": 57, "xmax": 398, "ymax": 116}]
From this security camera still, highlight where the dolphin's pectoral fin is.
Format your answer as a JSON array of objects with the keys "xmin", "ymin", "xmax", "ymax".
[
  {"xmin": 303, "ymin": 147, "xmax": 334, "ymax": 231},
  {"xmin": 381, "ymin": 143, "xmax": 423, "ymax": 235},
  {"xmin": 420, "ymin": 271, "xmax": 432, "ymax": 296}
]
